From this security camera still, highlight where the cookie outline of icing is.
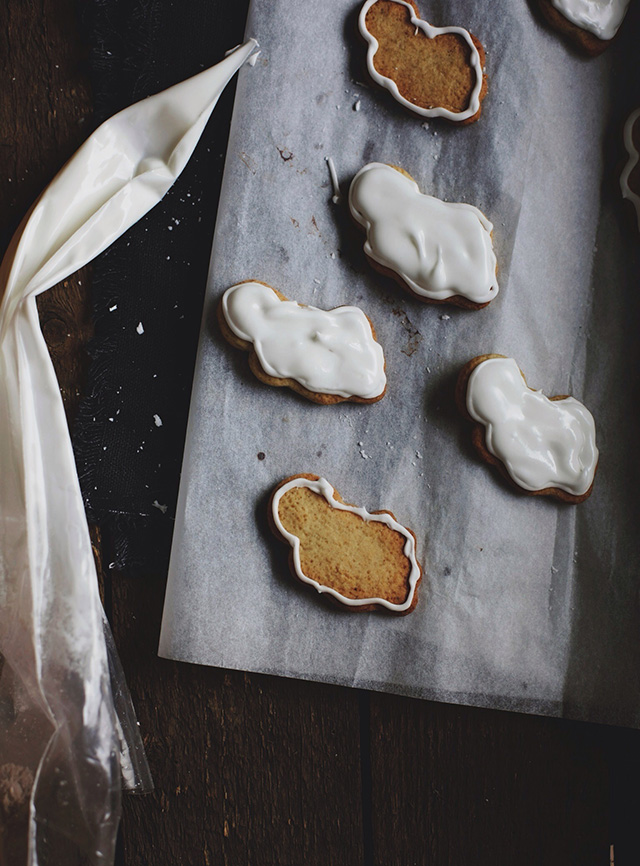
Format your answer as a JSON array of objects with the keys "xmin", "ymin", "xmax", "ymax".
[
  {"xmin": 269, "ymin": 473, "xmax": 422, "ymax": 614},
  {"xmin": 621, "ymin": 107, "xmax": 640, "ymax": 232},
  {"xmin": 359, "ymin": 0, "xmax": 487, "ymax": 124}
]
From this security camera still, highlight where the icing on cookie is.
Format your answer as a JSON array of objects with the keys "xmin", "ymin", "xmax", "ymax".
[
  {"xmin": 549, "ymin": 0, "xmax": 630, "ymax": 40},
  {"xmin": 359, "ymin": 0, "xmax": 484, "ymax": 122},
  {"xmin": 621, "ymin": 107, "xmax": 640, "ymax": 231},
  {"xmin": 349, "ymin": 163, "xmax": 498, "ymax": 305},
  {"xmin": 466, "ymin": 357, "xmax": 598, "ymax": 496},
  {"xmin": 271, "ymin": 476, "xmax": 420, "ymax": 611},
  {"xmin": 221, "ymin": 282, "xmax": 386, "ymax": 399}
]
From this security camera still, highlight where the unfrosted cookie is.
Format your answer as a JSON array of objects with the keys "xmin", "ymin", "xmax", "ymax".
[
  {"xmin": 349, "ymin": 163, "xmax": 498, "ymax": 309},
  {"xmin": 218, "ymin": 281, "xmax": 386, "ymax": 404},
  {"xmin": 269, "ymin": 474, "xmax": 422, "ymax": 613},
  {"xmin": 537, "ymin": 0, "xmax": 630, "ymax": 55},
  {"xmin": 359, "ymin": 0, "xmax": 487, "ymax": 124},
  {"xmin": 456, "ymin": 355, "xmax": 598, "ymax": 503},
  {"xmin": 621, "ymin": 108, "xmax": 640, "ymax": 231}
]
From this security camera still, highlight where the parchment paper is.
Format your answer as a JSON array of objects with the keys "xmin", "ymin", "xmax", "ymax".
[{"xmin": 159, "ymin": 0, "xmax": 640, "ymax": 727}]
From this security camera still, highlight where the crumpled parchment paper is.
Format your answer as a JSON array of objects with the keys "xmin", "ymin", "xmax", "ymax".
[{"xmin": 159, "ymin": 0, "xmax": 640, "ymax": 728}]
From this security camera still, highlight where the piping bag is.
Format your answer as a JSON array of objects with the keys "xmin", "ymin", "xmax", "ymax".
[{"xmin": 0, "ymin": 38, "xmax": 258, "ymax": 864}]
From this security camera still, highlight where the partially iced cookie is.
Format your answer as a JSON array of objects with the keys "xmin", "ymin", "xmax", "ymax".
[
  {"xmin": 218, "ymin": 281, "xmax": 386, "ymax": 404},
  {"xmin": 349, "ymin": 163, "xmax": 498, "ymax": 309},
  {"xmin": 359, "ymin": 0, "xmax": 487, "ymax": 124},
  {"xmin": 537, "ymin": 0, "xmax": 630, "ymax": 55},
  {"xmin": 621, "ymin": 108, "xmax": 640, "ymax": 231},
  {"xmin": 456, "ymin": 355, "xmax": 598, "ymax": 502},
  {"xmin": 269, "ymin": 474, "xmax": 422, "ymax": 613}
]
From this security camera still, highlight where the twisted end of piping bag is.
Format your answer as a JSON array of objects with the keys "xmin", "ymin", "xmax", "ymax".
[
  {"xmin": 0, "ymin": 37, "xmax": 259, "ymax": 340},
  {"xmin": 0, "ymin": 38, "xmax": 258, "ymax": 864}
]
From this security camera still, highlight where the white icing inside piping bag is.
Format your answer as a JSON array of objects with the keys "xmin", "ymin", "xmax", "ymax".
[{"xmin": 0, "ymin": 38, "xmax": 258, "ymax": 862}]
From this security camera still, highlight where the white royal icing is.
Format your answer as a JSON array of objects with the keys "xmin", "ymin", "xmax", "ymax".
[
  {"xmin": 550, "ymin": 0, "xmax": 630, "ymax": 40},
  {"xmin": 326, "ymin": 156, "xmax": 341, "ymax": 204},
  {"xmin": 466, "ymin": 357, "xmax": 598, "ymax": 496},
  {"xmin": 349, "ymin": 163, "xmax": 498, "ymax": 304},
  {"xmin": 272, "ymin": 476, "xmax": 421, "ymax": 611},
  {"xmin": 359, "ymin": 0, "xmax": 484, "ymax": 122},
  {"xmin": 221, "ymin": 282, "xmax": 386, "ymax": 399},
  {"xmin": 621, "ymin": 108, "xmax": 640, "ymax": 231}
]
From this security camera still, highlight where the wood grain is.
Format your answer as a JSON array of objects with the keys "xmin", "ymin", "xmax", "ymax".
[
  {"xmin": 107, "ymin": 568, "xmax": 364, "ymax": 866},
  {"xmin": 0, "ymin": 3, "xmax": 94, "ymax": 864},
  {"xmin": 369, "ymin": 693, "xmax": 611, "ymax": 865},
  {"xmin": 0, "ymin": 0, "xmax": 94, "ymax": 428}
]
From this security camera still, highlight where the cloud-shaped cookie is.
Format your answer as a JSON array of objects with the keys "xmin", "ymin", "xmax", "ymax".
[
  {"xmin": 457, "ymin": 355, "xmax": 598, "ymax": 501},
  {"xmin": 621, "ymin": 107, "xmax": 640, "ymax": 231},
  {"xmin": 270, "ymin": 474, "xmax": 422, "ymax": 613},
  {"xmin": 359, "ymin": 0, "xmax": 487, "ymax": 123},
  {"xmin": 219, "ymin": 281, "xmax": 386, "ymax": 404},
  {"xmin": 538, "ymin": 0, "xmax": 630, "ymax": 55},
  {"xmin": 349, "ymin": 163, "xmax": 498, "ymax": 308}
]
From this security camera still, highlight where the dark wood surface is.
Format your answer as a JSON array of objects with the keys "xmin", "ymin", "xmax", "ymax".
[{"xmin": 2, "ymin": 2, "xmax": 639, "ymax": 864}]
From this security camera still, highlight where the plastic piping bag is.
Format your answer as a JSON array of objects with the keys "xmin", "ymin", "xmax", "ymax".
[{"xmin": 0, "ymin": 38, "xmax": 258, "ymax": 865}]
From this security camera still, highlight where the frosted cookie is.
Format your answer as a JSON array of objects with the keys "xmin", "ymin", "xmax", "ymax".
[
  {"xmin": 359, "ymin": 0, "xmax": 487, "ymax": 124},
  {"xmin": 537, "ymin": 0, "xmax": 630, "ymax": 55},
  {"xmin": 269, "ymin": 474, "xmax": 422, "ymax": 613},
  {"xmin": 456, "ymin": 355, "xmax": 598, "ymax": 502},
  {"xmin": 218, "ymin": 281, "xmax": 386, "ymax": 404},
  {"xmin": 349, "ymin": 163, "xmax": 498, "ymax": 309},
  {"xmin": 621, "ymin": 108, "xmax": 640, "ymax": 231}
]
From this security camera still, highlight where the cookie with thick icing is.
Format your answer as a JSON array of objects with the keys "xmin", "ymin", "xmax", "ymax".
[
  {"xmin": 537, "ymin": 0, "xmax": 630, "ymax": 55},
  {"xmin": 456, "ymin": 355, "xmax": 598, "ymax": 503},
  {"xmin": 359, "ymin": 0, "xmax": 487, "ymax": 124},
  {"xmin": 621, "ymin": 108, "xmax": 640, "ymax": 232},
  {"xmin": 218, "ymin": 281, "xmax": 386, "ymax": 404},
  {"xmin": 269, "ymin": 474, "xmax": 422, "ymax": 613},
  {"xmin": 349, "ymin": 163, "xmax": 498, "ymax": 309}
]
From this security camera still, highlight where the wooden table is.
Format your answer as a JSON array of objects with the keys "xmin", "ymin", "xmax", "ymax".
[{"xmin": 2, "ymin": 2, "xmax": 639, "ymax": 863}]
